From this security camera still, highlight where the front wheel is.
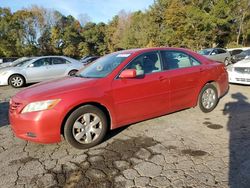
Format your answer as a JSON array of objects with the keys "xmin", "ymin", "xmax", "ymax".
[
  {"xmin": 9, "ymin": 75, "xmax": 25, "ymax": 88},
  {"xmin": 64, "ymin": 105, "xmax": 108, "ymax": 149},
  {"xmin": 198, "ymin": 84, "xmax": 218, "ymax": 113}
]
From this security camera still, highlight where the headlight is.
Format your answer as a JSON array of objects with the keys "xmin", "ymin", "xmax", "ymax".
[{"xmin": 21, "ymin": 99, "xmax": 61, "ymax": 113}]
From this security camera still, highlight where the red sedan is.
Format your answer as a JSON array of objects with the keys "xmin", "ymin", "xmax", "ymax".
[{"xmin": 9, "ymin": 48, "xmax": 229, "ymax": 149}]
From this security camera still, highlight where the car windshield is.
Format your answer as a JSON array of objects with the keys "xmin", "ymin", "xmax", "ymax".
[
  {"xmin": 245, "ymin": 50, "xmax": 250, "ymax": 55},
  {"xmin": 198, "ymin": 49, "xmax": 212, "ymax": 55},
  {"xmin": 14, "ymin": 59, "xmax": 32, "ymax": 67},
  {"xmin": 230, "ymin": 50, "xmax": 243, "ymax": 56},
  {"xmin": 12, "ymin": 57, "xmax": 27, "ymax": 64},
  {"xmin": 239, "ymin": 50, "xmax": 250, "ymax": 56},
  {"xmin": 76, "ymin": 53, "xmax": 131, "ymax": 78}
]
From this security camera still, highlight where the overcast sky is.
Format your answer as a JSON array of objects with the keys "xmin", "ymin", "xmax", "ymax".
[{"xmin": 0, "ymin": 0, "xmax": 154, "ymax": 23}]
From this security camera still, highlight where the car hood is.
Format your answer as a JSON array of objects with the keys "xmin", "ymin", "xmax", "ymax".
[
  {"xmin": 15, "ymin": 77, "xmax": 99, "ymax": 101},
  {"xmin": 0, "ymin": 66, "xmax": 22, "ymax": 72},
  {"xmin": 0, "ymin": 62, "xmax": 12, "ymax": 68},
  {"xmin": 233, "ymin": 59, "xmax": 250, "ymax": 68}
]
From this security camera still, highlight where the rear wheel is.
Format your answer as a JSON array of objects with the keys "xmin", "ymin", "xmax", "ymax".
[
  {"xmin": 9, "ymin": 75, "xmax": 25, "ymax": 88},
  {"xmin": 68, "ymin": 70, "xmax": 78, "ymax": 76},
  {"xmin": 64, "ymin": 105, "xmax": 108, "ymax": 149},
  {"xmin": 199, "ymin": 84, "xmax": 218, "ymax": 113}
]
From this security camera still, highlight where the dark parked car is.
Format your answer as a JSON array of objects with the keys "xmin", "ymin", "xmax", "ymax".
[
  {"xmin": 232, "ymin": 49, "xmax": 250, "ymax": 63},
  {"xmin": 80, "ymin": 56, "xmax": 99, "ymax": 65},
  {"xmin": 80, "ymin": 55, "xmax": 91, "ymax": 61},
  {"xmin": 10, "ymin": 47, "xmax": 229, "ymax": 149}
]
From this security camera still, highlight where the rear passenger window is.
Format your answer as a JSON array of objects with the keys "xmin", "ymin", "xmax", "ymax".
[
  {"xmin": 190, "ymin": 57, "xmax": 201, "ymax": 66},
  {"xmin": 161, "ymin": 51, "xmax": 201, "ymax": 70},
  {"xmin": 52, "ymin": 58, "xmax": 66, "ymax": 65}
]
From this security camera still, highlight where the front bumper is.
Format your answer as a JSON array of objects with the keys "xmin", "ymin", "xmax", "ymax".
[
  {"xmin": 0, "ymin": 74, "xmax": 9, "ymax": 86},
  {"xmin": 228, "ymin": 71, "xmax": 250, "ymax": 85},
  {"xmin": 9, "ymin": 98, "xmax": 62, "ymax": 144}
]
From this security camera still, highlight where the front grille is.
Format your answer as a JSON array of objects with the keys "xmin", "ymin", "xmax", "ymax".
[
  {"xmin": 236, "ymin": 78, "xmax": 250, "ymax": 82},
  {"xmin": 235, "ymin": 67, "xmax": 250, "ymax": 74}
]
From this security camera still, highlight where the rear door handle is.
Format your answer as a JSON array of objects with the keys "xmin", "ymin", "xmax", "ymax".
[{"xmin": 200, "ymin": 68, "xmax": 206, "ymax": 72}]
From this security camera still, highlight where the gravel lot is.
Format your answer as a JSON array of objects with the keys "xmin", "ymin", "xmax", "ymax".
[{"xmin": 0, "ymin": 84, "xmax": 250, "ymax": 188}]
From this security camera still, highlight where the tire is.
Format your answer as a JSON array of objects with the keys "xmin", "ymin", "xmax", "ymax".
[
  {"xmin": 198, "ymin": 84, "xmax": 218, "ymax": 113},
  {"xmin": 68, "ymin": 70, "xmax": 78, "ymax": 76},
  {"xmin": 224, "ymin": 58, "xmax": 230, "ymax": 66},
  {"xmin": 9, "ymin": 74, "xmax": 25, "ymax": 88},
  {"xmin": 64, "ymin": 105, "xmax": 108, "ymax": 149}
]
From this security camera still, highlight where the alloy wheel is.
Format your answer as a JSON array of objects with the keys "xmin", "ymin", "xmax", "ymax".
[
  {"xmin": 10, "ymin": 76, "xmax": 24, "ymax": 87},
  {"xmin": 201, "ymin": 88, "xmax": 216, "ymax": 109},
  {"xmin": 72, "ymin": 113, "xmax": 102, "ymax": 144}
]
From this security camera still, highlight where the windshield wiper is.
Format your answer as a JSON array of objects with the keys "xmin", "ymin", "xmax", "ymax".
[
  {"xmin": 74, "ymin": 74, "xmax": 102, "ymax": 78},
  {"xmin": 74, "ymin": 74, "xmax": 91, "ymax": 78}
]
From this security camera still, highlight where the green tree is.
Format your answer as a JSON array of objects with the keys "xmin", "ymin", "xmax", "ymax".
[{"xmin": 1, "ymin": 1, "xmax": 250, "ymax": 58}]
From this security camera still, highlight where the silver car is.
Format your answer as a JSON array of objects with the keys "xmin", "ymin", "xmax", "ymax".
[
  {"xmin": 198, "ymin": 48, "xmax": 231, "ymax": 66},
  {"xmin": 0, "ymin": 56, "xmax": 83, "ymax": 88}
]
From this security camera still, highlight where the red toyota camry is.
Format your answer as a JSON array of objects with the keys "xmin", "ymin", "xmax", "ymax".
[{"xmin": 9, "ymin": 48, "xmax": 229, "ymax": 149}]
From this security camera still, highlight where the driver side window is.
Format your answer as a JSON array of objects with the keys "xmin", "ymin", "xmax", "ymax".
[
  {"xmin": 31, "ymin": 58, "xmax": 51, "ymax": 67},
  {"xmin": 126, "ymin": 52, "xmax": 162, "ymax": 75},
  {"xmin": 51, "ymin": 58, "xmax": 66, "ymax": 65}
]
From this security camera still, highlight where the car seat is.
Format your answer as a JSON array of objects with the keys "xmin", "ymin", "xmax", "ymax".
[{"xmin": 143, "ymin": 54, "xmax": 159, "ymax": 73}]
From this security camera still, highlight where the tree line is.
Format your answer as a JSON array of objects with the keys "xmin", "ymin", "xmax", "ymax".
[{"xmin": 0, "ymin": 0, "xmax": 250, "ymax": 58}]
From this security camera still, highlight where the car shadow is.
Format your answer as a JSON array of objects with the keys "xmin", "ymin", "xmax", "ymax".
[
  {"xmin": 103, "ymin": 107, "xmax": 192, "ymax": 144},
  {"xmin": 223, "ymin": 93, "xmax": 250, "ymax": 187},
  {"xmin": 103, "ymin": 125, "xmax": 130, "ymax": 142},
  {"xmin": 0, "ymin": 101, "xmax": 9, "ymax": 127}
]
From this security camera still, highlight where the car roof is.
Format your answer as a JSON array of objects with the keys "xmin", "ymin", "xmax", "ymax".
[
  {"xmin": 32, "ymin": 56, "xmax": 69, "ymax": 59},
  {"xmin": 30, "ymin": 56, "xmax": 79, "ymax": 63},
  {"xmin": 116, "ymin": 47, "xmax": 195, "ymax": 54}
]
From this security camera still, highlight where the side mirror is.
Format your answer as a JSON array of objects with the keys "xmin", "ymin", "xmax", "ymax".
[
  {"xmin": 211, "ymin": 52, "xmax": 216, "ymax": 55},
  {"xmin": 119, "ymin": 69, "xmax": 136, "ymax": 79},
  {"xmin": 28, "ymin": 63, "xmax": 34, "ymax": 68}
]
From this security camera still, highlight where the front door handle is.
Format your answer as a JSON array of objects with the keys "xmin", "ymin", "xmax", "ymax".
[{"xmin": 159, "ymin": 76, "xmax": 168, "ymax": 82}]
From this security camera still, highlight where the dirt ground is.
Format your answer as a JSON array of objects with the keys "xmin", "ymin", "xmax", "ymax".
[{"xmin": 0, "ymin": 84, "xmax": 250, "ymax": 188}]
